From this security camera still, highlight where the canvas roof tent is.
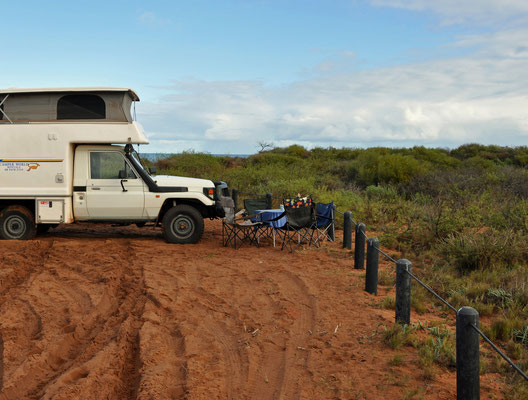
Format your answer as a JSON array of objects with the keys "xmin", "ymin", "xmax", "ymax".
[{"xmin": 0, "ymin": 87, "xmax": 139, "ymax": 123}]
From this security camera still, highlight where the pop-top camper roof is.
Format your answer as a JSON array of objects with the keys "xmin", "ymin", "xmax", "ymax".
[
  {"xmin": 0, "ymin": 87, "xmax": 139, "ymax": 101},
  {"xmin": 0, "ymin": 87, "xmax": 139, "ymax": 123}
]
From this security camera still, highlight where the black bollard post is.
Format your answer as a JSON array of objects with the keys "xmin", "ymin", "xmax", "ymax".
[
  {"xmin": 343, "ymin": 211, "xmax": 352, "ymax": 249},
  {"xmin": 354, "ymin": 223, "xmax": 366, "ymax": 269},
  {"xmin": 266, "ymin": 192, "xmax": 273, "ymax": 209},
  {"xmin": 232, "ymin": 188, "xmax": 239, "ymax": 211},
  {"xmin": 457, "ymin": 307, "xmax": 480, "ymax": 400},
  {"xmin": 329, "ymin": 205, "xmax": 335, "ymax": 242},
  {"xmin": 365, "ymin": 238, "xmax": 379, "ymax": 295},
  {"xmin": 395, "ymin": 259, "xmax": 412, "ymax": 324}
]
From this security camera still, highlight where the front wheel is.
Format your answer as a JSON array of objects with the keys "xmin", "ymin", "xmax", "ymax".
[
  {"xmin": 162, "ymin": 205, "xmax": 204, "ymax": 244},
  {"xmin": 0, "ymin": 205, "xmax": 37, "ymax": 240}
]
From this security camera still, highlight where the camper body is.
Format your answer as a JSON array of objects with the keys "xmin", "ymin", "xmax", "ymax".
[{"xmin": 0, "ymin": 87, "xmax": 227, "ymax": 243}]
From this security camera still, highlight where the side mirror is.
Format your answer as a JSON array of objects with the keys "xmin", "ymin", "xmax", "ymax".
[
  {"xmin": 118, "ymin": 169, "xmax": 127, "ymax": 179},
  {"xmin": 149, "ymin": 166, "xmax": 157, "ymax": 175}
]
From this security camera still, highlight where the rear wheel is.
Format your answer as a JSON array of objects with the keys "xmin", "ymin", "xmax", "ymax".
[
  {"xmin": 162, "ymin": 205, "xmax": 204, "ymax": 244},
  {"xmin": 0, "ymin": 205, "xmax": 37, "ymax": 240}
]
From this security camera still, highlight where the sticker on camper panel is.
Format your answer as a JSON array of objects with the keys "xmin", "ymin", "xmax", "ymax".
[{"xmin": 0, "ymin": 159, "xmax": 63, "ymax": 172}]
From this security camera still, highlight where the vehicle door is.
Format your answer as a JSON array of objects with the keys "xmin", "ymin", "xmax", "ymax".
[{"xmin": 86, "ymin": 151, "xmax": 146, "ymax": 219}]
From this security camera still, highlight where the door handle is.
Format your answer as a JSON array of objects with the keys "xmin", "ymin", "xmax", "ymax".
[
  {"xmin": 91, "ymin": 187, "xmax": 101, "ymax": 190},
  {"xmin": 120, "ymin": 179, "xmax": 128, "ymax": 192}
]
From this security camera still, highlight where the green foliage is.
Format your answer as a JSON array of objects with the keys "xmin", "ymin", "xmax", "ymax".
[
  {"xmin": 349, "ymin": 151, "xmax": 425, "ymax": 186},
  {"xmin": 418, "ymin": 333, "xmax": 456, "ymax": 369},
  {"xmin": 380, "ymin": 296, "xmax": 396, "ymax": 310},
  {"xmin": 365, "ymin": 185, "xmax": 399, "ymax": 201},
  {"xmin": 382, "ymin": 323, "xmax": 417, "ymax": 349},
  {"xmin": 513, "ymin": 326, "xmax": 528, "ymax": 346},
  {"xmin": 440, "ymin": 229, "xmax": 528, "ymax": 273},
  {"xmin": 411, "ymin": 286, "xmax": 428, "ymax": 314},
  {"xmin": 155, "ymin": 151, "xmax": 230, "ymax": 180}
]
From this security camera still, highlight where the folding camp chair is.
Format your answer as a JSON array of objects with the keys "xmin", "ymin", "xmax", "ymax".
[
  {"xmin": 243, "ymin": 196, "xmax": 274, "ymax": 241},
  {"xmin": 220, "ymin": 197, "xmax": 262, "ymax": 249},
  {"xmin": 280, "ymin": 196, "xmax": 319, "ymax": 252},
  {"xmin": 243, "ymin": 196, "xmax": 273, "ymax": 217},
  {"xmin": 314, "ymin": 201, "xmax": 335, "ymax": 242}
]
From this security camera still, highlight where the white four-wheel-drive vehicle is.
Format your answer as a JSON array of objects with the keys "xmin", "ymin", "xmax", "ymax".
[{"xmin": 0, "ymin": 87, "xmax": 228, "ymax": 243}]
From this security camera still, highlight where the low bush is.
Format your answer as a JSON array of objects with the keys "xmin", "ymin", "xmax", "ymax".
[
  {"xmin": 382, "ymin": 323, "xmax": 417, "ymax": 349},
  {"xmin": 439, "ymin": 229, "xmax": 528, "ymax": 273}
]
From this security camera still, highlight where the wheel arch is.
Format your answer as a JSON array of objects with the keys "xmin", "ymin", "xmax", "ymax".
[
  {"xmin": 0, "ymin": 199, "xmax": 36, "ymax": 216},
  {"xmin": 158, "ymin": 198, "xmax": 208, "ymax": 222}
]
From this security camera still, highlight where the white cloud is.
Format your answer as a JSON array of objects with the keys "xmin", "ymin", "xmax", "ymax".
[
  {"xmin": 137, "ymin": 22, "xmax": 528, "ymax": 153},
  {"xmin": 369, "ymin": 0, "xmax": 528, "ymax": 25}
]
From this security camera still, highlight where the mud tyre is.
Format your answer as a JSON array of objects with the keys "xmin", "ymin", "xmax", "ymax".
[
  {"xmin": 162, "ymin": 205, "xmax": 204, "ymax": 244},
  {"xmin": 0, "ymin": 205, "xmax": 37, "ymax": 240}
]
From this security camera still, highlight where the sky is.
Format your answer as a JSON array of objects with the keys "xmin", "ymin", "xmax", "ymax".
[{"xmin": 1, "ymin": 0, "xmax": 528, "ymax": 154}]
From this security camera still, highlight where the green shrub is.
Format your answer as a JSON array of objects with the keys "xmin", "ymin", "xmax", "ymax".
[
  {"xmin": 439, "ymin": 229, "xmax": 528, "ymax": 272},
  {"xmin": 418, "ymin": 330, "xmax": 456, "ymax": 369},
  {"xmin": 382, "ymin": 324, "xmax": 416, "ymax": 349},
  {"xmin": 380, "ymin": 296, "xmax": 396, "ymax": 310},
  {"xmin": 365, "ymin": 185, "xmax": 399, "ymax": 201},
  {"xmin": 488, "ymin": 318, "xmax": 515, "ymax": 341},
  {"xmin": 513, "ymin": 326, "xmax": 528, "ymax": 346}
]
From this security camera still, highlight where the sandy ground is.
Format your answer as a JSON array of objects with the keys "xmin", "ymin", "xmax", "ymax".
[{"xmin": 0, "ymin": 220, "xmax": 506, "ymax": 399}]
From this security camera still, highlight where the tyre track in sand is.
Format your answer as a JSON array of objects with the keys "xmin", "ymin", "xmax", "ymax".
[
  {"xmin": 0, "ymin": 238, "xmax": 148, "ymax": 400},
  {"xmin": 0, "ymin": 240, "xmax": 55, "ymax": 305},
  {"xmin": 178, "ymin": 251, "xmax": 252, "ymax": 399},
  {"xmin": 178, "ymin": 247, "xmax": 317, "ymax": 400},
  {"xmin": 249, "ymin": 267, "xmax": 316, "ymax": 400},
  {"xmin": 130, "ymin": 242, "xmax": 189, "ymax": 399},
  {"xmin": 0, "ymin": 240, "xmax": 56, "ymax": 389}
]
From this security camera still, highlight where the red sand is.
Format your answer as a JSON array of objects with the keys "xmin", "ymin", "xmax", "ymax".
[{"xmin": 0, "ymin": 220, "xmax": 505, "ymax": 399}]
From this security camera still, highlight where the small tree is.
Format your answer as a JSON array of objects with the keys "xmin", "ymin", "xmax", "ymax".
[{"xmin": 257, "ymin": 141, "xmax": 274, "ymax": 153}]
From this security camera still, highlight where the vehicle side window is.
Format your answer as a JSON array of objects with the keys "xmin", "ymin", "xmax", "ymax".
[
  {"xmin": 90, "ymin": 152, "xmax": 137, "ymax": 179},
  {"xmin": 57, "ymin": 95, "xmax": 106, "ymax": 120}
]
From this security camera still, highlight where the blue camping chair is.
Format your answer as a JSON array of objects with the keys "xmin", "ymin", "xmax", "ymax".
[{"xmin": 315, "ymin": 202, "xmax": 335, "ymax": 242}]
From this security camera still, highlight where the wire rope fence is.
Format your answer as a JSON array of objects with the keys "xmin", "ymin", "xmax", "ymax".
[
  {"xmin": 340, "ymin": 209, "xmax": 528, "ymax": 398},
  {"xmin": 228, "ymin": 188, "xmax": 528, "ymax": 396}
]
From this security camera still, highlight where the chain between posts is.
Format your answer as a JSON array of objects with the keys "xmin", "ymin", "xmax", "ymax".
[
  {"xmin": 335, "ymin": 208, "xmax": 357, "ymax": 226},
  {"xmin": 373, "ymin": 245, "xmax": 398, "ymax": 264},
  {"xmin": 405, "ymin": 269, "xmax": 458, "ymax": 314},
  {"xmin": 356, "ymin": 219, "xmax": 528, "ymax": 385},
  {"xmin": 471, "ymin": 324, "xmax": 528, "ymax": 383}
]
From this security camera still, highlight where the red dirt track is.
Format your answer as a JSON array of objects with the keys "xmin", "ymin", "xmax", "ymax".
[{"xmin": 0, "ymin": 221, "xmax": 504, "ymax": 399}]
